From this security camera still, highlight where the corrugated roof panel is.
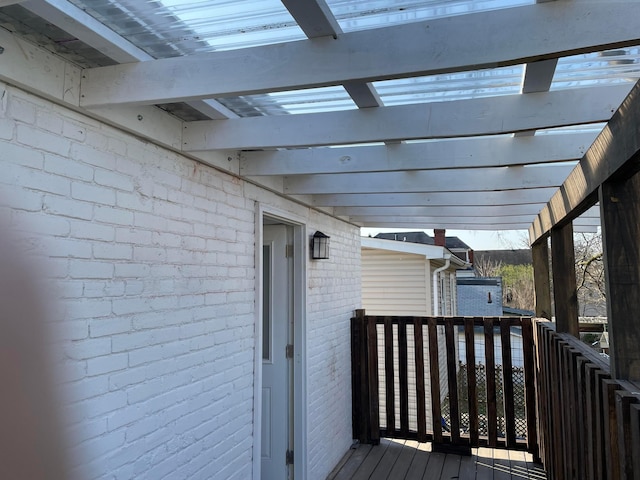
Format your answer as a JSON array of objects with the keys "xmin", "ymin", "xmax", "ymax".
[
  {"xmin": 218, "ymin": 86, "xmax": 356, "ymax": 116},
  {"xmin": 374, "ymin": 65, "xmax": 524, "ymax": 105},
  {"xmin": 551, "ymin": 47, "xmax": 640, "ymax": 90},
  {"xmin": 327, "ymin": 0, "xmax": 534, "ymax": 32}
]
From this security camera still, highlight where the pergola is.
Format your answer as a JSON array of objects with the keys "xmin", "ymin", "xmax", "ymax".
[
  {"xmin": 1, "ymin": 0, "xmax": 638, "ymax": 236},
  {"xmin": 2, "ymin": 0, "xmax": 640, "ymax": 381},
  {"xmin": 3, "ymin": 1, "xmax": 640, "ymax": 478}
]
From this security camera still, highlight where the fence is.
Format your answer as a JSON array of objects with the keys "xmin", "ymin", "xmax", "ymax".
[
  {"xmin": 535, "ymin": 320, "xmax": 640, "ymax": 479},
  {"xmin": 351, "ymin": 311, "xmax": 538, "ymax": 456}
]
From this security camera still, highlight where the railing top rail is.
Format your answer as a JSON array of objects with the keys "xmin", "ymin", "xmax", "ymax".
[{"xmin": 354, "ymin": 315, "xmax": 531, "ymax": 327}]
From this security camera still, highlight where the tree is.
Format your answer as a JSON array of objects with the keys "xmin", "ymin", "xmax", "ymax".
[
  {"xmin": 499, "ymin": 264, "xmax": 535, "ymax": 311},
  {"xmin": 574, "ymin": 233, "xmax": 606, "ymax": 316}
]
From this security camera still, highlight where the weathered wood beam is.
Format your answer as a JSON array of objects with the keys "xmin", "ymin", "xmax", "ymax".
[
  {"xmin": 551, "ymin": 222, "xmax": 579, "ymax": 336},
  {"xmin": 79, "ymin": 2, "xmax": 640, "ymax": 107},
  {"xmin": 240, "ymin": 133, "xmax": 594, "ymax": 175},
  {"xmin": 532, "ymin": 240, "xmax": 552, "ymax": 320},
  {"xmin": 529, "ymin": 79, "xmax": 640, "ymax": 243},
  {"xmin": 599, "ymin": 173, "xmax": 640, "ymax": 383},
  {"xmin": 184, "ymin": 85, "xmax": 627, "ymax": 150}
]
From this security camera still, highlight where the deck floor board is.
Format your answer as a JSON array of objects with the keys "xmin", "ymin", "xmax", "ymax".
[{"xmin": 327, "ymin": 441, "xmax": 547, "ymax": 480}]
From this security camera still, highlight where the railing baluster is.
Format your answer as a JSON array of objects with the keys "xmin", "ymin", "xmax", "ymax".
[
  {"xmin": 615, "ymin": 391, "xmax": 639, "ymax": 479},
  {"xmin": 413, "ymin": 317, "xmax": 427, "ymax": 442},
  {"xmin": 521, "ymin": 317, "xmax": 538, "ymax": 459},
  {"xmin": 500, "ymin": 320, "xmax": 516, "ymax": 448},
  {"xmin": 584, "ymin": 363, "xmax": 597, "ymax": 480},
  {"xmin": 576, "ymin": 356, "xmax": 589, "ymax": 480},
  {"xmin": 594, "ymin": 369, "xmax": 609, "ymax": 480},
  {"xmin": 383, "ymin": 317, "xmax": 395, "ymax": 436},
  {"xmin": 428, "ymin": 317, "xmax": 442, "ymax": 444},
  {"xmin": 445, "ymin": 318, "xmax": 460, "ymax": 444},
  {"xmin": 398, "ymin": 318, "xmax": 409, "ymax": 437},
  {"xmin": 465, "ymin": 318, "xmax": 478, "ymax": 446},
  {"xmin": 366, "ymin": 316, "xmax": 380, "ymax": 444},
  {"xmin": 484, "ymin": 318, "xmax": 498, "ymax": 447},
  {"xmin": 630, "ymin": 404, "xmax": 640, "ymax": 478}
]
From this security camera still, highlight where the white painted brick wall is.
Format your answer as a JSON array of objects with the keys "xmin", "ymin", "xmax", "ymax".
[{"xmin": 0, "ymin": 83, "xmax": 361, "ymax": 480}]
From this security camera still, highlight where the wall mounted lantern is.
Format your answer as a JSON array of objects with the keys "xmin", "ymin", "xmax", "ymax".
[{"xmin": 311, "ymin": 231, "xmax": 330, "ymax": 260}]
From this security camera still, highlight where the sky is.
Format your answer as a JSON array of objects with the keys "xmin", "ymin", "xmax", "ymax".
[{"xmin": 360, "ymin": 228, "xmax": 531, "ymax": 251}]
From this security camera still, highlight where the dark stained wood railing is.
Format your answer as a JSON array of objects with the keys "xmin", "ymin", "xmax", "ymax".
[
  {"xmin": 351, "ymin": 311, "xmax": 538, "ymax": 456},
  {"xmin": 535, "ymin": 320, "xmax": 640, "ymax": 480}
]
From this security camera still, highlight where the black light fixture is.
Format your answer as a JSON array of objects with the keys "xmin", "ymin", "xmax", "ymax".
[{"xmin": 311, "ymin": 231, "xmax": 330, "ymax": 260}]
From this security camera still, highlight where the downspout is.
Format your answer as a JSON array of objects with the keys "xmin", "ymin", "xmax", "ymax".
[{"xmin": 432, "ymin": 256, "xmax": 451, "ymax": 316}]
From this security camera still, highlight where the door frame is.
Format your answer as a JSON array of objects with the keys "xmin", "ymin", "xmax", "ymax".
[{"xmin": 254, "ymin": 203, "xmax": 308, "ymax": 480}]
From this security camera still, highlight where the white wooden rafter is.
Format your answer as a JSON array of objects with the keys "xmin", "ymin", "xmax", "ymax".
[
  {"xmin": 78, "ymin": 2, "xmax": 640, "ymax": 108},
  {"xmin": 183, "ymin": 85, "xmax": 628, "ymax": 150},
  {"xmin": 21, "ymin": 0, "xmax": 237, "ymax": 120},
  {"xmin": 310, "ymin": 189, "xmax": 561, "ymax": 208},
  {"xmin": 239, "ymin": 132, "xmax": 597, "ymax": 176},
  {"xmin": 280, "ymin": 0, "xmax": 382, "ymax": 108},
  {"xmin": 282, "ymin": 164, "xmax": 575, "ymax": 195}
]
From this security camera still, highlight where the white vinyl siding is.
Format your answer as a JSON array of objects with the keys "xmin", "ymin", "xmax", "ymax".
[{"xmin": 362, "ymin": 249, "xmax": 431, "ymax": 316}]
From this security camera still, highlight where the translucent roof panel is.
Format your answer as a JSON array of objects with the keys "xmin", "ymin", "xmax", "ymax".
[
  {"xmin": 374, "ymin": 65, "xmax": 524, "ymax": 105},
  {"xmin": 218, "ymin": 86, "xmax": 356, "ymax": 116},
  {"xmin": 69, "ymin": 0, "xmax": 306, "ymax": 55},
  {"xmin": 551, "ymin": 47, "xmax": 640, "ymax": 91},
  {"xmin": 327, "ymin": 0, "xmax": 534, "ymax": 32},
  {"xmin": 69, "ymin": 0, "xmax": 535, "ymax": 56}
]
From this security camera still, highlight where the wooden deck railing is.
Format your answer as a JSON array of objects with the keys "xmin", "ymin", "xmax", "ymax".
[
  {"xmin": 535, "ymin": 320, "xmax": 640, "ymax": 479},
  {"xmin": 351, "ymin": 311, "xmax": 538, "ymax": 457}
]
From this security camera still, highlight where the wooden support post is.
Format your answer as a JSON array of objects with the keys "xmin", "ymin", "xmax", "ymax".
[
  {"xmin": 599, "ymin": 173, "xmax": 640, "ymax": 383},
  {"xmin": 532, "ymin": 239, "xmax": 552, "ymax": 319},
  {"xmin": 551, "ymin": 222, "xmax": 579, "ymax": 337}
]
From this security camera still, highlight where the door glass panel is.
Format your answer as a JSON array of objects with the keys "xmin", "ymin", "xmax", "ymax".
[{"xmin": 263, "ymin": 245, "xmax": 271, "ymax": 360}]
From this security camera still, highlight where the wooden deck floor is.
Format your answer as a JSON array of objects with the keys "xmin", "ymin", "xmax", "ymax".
[{"xmin": 326, "ymin": 438, "xmax": 547, "ymax": 480}]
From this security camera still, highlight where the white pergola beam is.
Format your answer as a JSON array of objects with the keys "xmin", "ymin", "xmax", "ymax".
[
  {"xmin": 311, "ymin": 189, "xmax": 560, "ymax": 208},
  {"xmin": 281, "ymin": 0, "xmax": 382, "ymax": 108},
  {"xmin": 356, "ymin": 221, "xmax": 598, "ymax": 232},
  {"xmin": 351, "ymin": 214, "xmax": 601, "ymax": 225},
  {"xmin": 21, "ymin": 0, "xmax": 152, "ymax": 63},
  {"xmin": 359, "ymin": 221, "xmax": 535, "ymax": 230},
  {"xmin": 79, "ymin": 2, "xmax": 640, "ymax": 108},
  {"xmin": 283, "ymin": 164, "xmax": 575, "ymax": 195},
  {"xmin": 352, "ymin": 214, "xmax": 544, "ymax": 225},
  {"xmin": 337, "ymin": 204, "xmax": 547, "ymax": 218},
  {"xmin": 183, "ymin": 85, "xmax": 627, "ymax": 150},
  {"xmin": 521, "ymin": 59, "xmax": 559, "ymax": 94},
  {"xmin": 21, "ymin": 0, "xmax": 236, "ymax": 119},
  {"xmin": 281, "ymin": 0, "xmax": 341, "ymax": 38},
  {"xmin": 240, "ymin": 132, "xmax": 596, "ymax": 176}
]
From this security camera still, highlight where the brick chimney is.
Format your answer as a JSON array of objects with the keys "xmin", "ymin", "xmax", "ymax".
[{"xmin": 434, "ymin": 229, "xmax": 446, "ymax": 247}]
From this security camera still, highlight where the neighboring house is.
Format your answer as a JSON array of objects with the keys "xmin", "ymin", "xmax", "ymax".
[
  {"xmin": 361, "ymin": 236, "xmax": 468, "ymax": 317},
  {"xmin": 456, "ymin": 277, "xmax": 530, "ymax": 367},
  {"xmin": 361, "ymin": 236, "xmax": 469, "ymax": 431},
  {"xmin": 375, "ymin": 229, "xmax": 474, "ymax": 264},
  {"xmin": 457, "ymin": 277, "xmax": 503, "ymax": 317}
]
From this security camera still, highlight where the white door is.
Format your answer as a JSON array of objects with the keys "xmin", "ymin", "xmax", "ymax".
[{"xmin": 262, "ymin": 225, "xmax": 292, "ymax": 480}]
